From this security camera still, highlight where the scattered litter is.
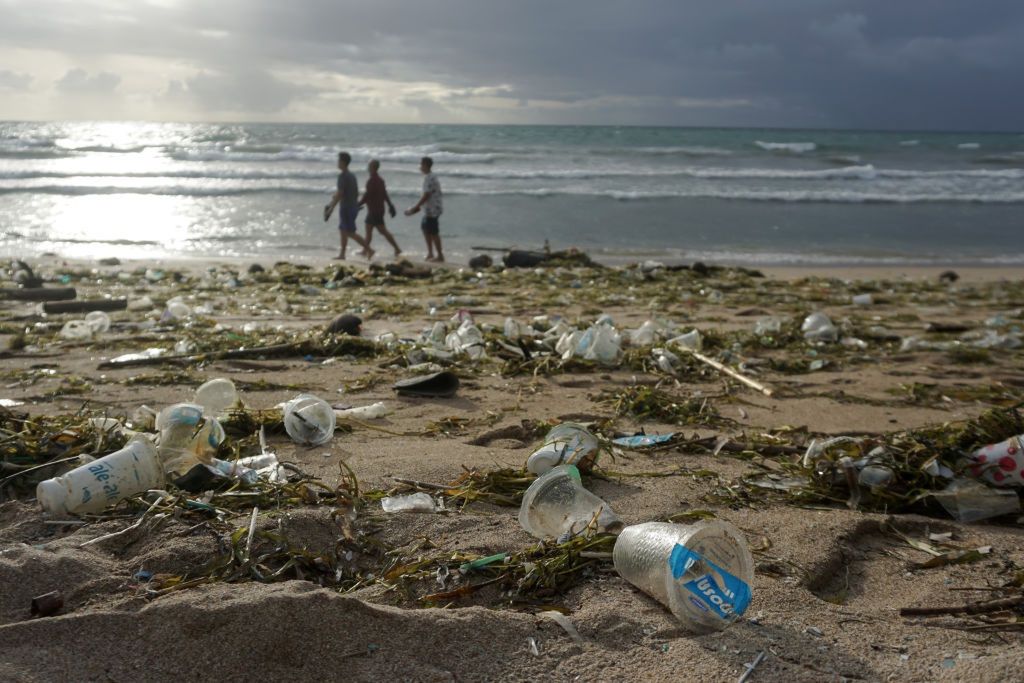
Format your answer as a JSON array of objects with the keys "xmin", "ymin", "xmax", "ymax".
[
  {"xmin": 381, "ymin": 492, "xmax": 437, "ymax": 513},
  {"xmin": 519, "ymin": 464, "xmax": 622, "ymax": 539},
  {"xmin": 539, "ymin": 611, "xmax": 586, "ymax": 644},
  {"xmin": 30, "ymin": 591, "xmax": 63, "ymax": 618},
  {"xmin": 335, "ymin": 402, "xmax": 391, "ymax": 420},
  {"xmin": 612, "ymin": 433, "xmax": 676, "ymax": 448},
  {"xmin": 613, "ymin": 521, "xmax": 753, "ymax": 633},
  {"xmin": 526, "ymin": 423, "xmax": 601, "ymax": 475},
  {"xmin": 282, "ymin": 394, "xmax": 335, "ymax": 446}
]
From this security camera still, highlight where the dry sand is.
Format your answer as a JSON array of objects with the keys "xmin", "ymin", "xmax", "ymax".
[{"xmin": 1, "ymin": 254, "xmax": 1023, "ymax": 682}]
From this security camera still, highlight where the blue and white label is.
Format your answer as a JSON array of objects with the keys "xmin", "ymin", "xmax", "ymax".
[{"xmin": 669, "ymin": 544, "xmax": 752, "ymax": 621}]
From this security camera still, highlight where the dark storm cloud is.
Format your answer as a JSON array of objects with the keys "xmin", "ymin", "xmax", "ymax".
[{"xmin": 0, "ymin": 0, "xmax": 1020, "ymax": 128}]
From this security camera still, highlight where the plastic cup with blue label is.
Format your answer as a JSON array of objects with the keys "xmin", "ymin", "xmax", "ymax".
[{"xmin": 613, "ymin": 520, "xmax": 754, "ymax": 632}]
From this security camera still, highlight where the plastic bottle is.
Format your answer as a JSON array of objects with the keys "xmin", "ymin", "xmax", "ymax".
[
  {"xmin": 526, "ymin": 423, "xmax": 600, "ymax": 475},
  {"xmin": 518, "ymin": 464, "xmax": 622, "ymax": 539},
  {"xmin": 36, "ymin": 438, "xmax": 164, "ymax": 517},
  {"xmin": 283, "ymin": 394, "xmax": 336, "ymax": 446},
  {"xmin": 194, "ymin": 378, "xmax": 238, "ymax": 415},
  {"xmin": 613, "ymin": 521, "xmax": 754, "ymax": 633}
]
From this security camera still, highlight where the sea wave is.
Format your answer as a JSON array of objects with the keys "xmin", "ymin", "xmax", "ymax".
[
  {"xmin": 3, "ymin": 182, "xmax": 1022, "ymax": 204},
  {"xmin": 165, "ymin": 144, "xmax": 497, "ymax": 164},
  {"xmin": 754, "ymin": 141, "xmax": 817, "ymax": 153},
  {"xmin": 7, "ymin": 164, "xmax": 1019, "ymax": 183}
]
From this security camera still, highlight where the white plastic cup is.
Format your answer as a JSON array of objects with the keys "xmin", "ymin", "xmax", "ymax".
[
  {"xmin": 518, "ymin": 464, "xmax": 622, "ymax": 539},
  {"xmin": 195, "ymin": 378, "xmax": 238, "ymax": 415},
  {"xmin": 526, "ymin": 423, "xmax": 600, "ymax": 475},
  {"xmin": 36, "ymin": 438, "xmax": 164, "ymax": 517},
  {"xmin": 613, "ymin": 521, "xmax": 754, "ymax": 633},
  {"xmin": 283, "ymin": 394, "xmax": 336, "ymax": 446},
  {"xmin": 59, "ymin": 320, "xmax": 92, "ymax": 340},
  {"xmin": 85, "ymin": 311, "xmax": 111, "ymax": 334}
]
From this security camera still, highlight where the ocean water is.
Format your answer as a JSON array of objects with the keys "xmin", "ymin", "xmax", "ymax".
[{"xmin": 1, "ymin": 121, "xmax": 1022, "ymax": 265}]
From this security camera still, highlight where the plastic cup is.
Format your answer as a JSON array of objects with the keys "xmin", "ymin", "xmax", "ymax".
[
  {"xmin": 518, "ymin": 464, "xmax": 622, "ymax": 539},
  {"xmin": 526, "ymin": 423, "xmax": 600, "ymax": 475},
  {"xmin": 613, "ymin": 521, "xmax": 753, "ymax": 633},
  {"xmin": 283, "ymin": 394, "xmax": 336, "ymax": 446},
  {"xmin": 194, "ymin": 378, "xmax": 238, "ymax": 415},
  {"xmin": 85, "ymin": 311, "xmax": 111, "ymax": 334},
  {"xmin": 36, "ymin": 438, "xmax": 164, "ymax": 517},
  {"xmin": 59, "ymin": 320, "xmax": 92, "ymax": 340},
  {"xmin": 156, "ymin": 403, "xmax": 225, "ymax": 475}
]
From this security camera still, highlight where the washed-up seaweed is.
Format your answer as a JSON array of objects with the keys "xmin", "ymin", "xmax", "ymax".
[{"xmin": 598, "ymin": 385, "xmax": 726, "ymax": 427}]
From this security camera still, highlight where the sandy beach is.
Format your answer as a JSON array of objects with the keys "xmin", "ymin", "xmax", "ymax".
[{"xmin": 2, "ymin": 253, "xmax": 1023, "ymax": 682}]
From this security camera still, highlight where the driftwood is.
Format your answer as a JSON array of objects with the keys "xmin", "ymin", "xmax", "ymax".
[
  {"xmin": 900, "ymin": 595, "xmax": 1024, "ymax": 617},
  {"xmin": 688, "ymin": 350, "xmax": 774, "ymax": 397},
  {"xmin": 0, "ymin": 287, "xmax": 76, "ymax": 302},
  {"xmin": 97, "ymin": 337, "xmax": 379, "ymax": 369},
  {"xmin": 43, "ymin": 299, "xmax": 127, "ymax": 314}
]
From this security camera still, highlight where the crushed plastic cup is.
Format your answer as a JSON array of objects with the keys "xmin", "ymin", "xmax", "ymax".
[
  {"xmin": 851, "ymin": 293, "xmax": 874, "ymax": 306},
  {"xmin": 156, "ymin": 403, "xmax": 225, "ymax": 476},
  {"xmin": 802, "ymin": 312, "xmax": 838, "ymax": 343},
  {"xmin": 194, "ymin": 378, "xmax": 238, "ymax": 416},
  {"xmin": 381, "ymin": 492, "xmax": 437, "ymax": 513},
  {"xmin": 630, "ymin": 320, "xmax": 661, "ymax": 346},
  {"xmin": 931, "ymin": 478, "xmax": 1021, "ymax": 522},
  {"xmin": 668, "ymin": 329, "xmax": 702, "ymax": 351},
  {"xmin": 59, "ymin": 320, "xmax": 92, "ymax": 340},
  {"xmin": 127, "ymin": 296, "xmax": 154, "ymax": 311},
  {"xmin": 334, "ymin": 402, "xmax": 390, "ymax": 420},
  {"xmin": 753, "ymin": 317, "xmax": 784, "ymax": 336},
  {"xmin": 283, "ymin": 394, "xmax": 336, "ymax": 446},
  {"xmin": 613, "ymin": 520, "xmax": 754, "ymax": 633},
  {"xmin": 84, "ymin": 311, "xmax": 111, "ymax": 334},
  {"xmin": 36, "ymin": 437, "xmax": 164, "ymax": 517},
  {"xmin": 164, "ymin": 297, "xmax": 191, "ymax": 320},
  {"xmin": 526, "ymin": 423, "xmax": 601, "ymax": 475},
  {"xmin": 518, "ymin": 464, "xmax": 622, "ymax": 540}
]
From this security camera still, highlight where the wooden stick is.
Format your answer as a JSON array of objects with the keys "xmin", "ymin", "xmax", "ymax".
[
  {"xmin": 688, "ymin": 350, "xmax": 774, "ymax": 397},
  {"xmin": 900, "ymin": 595, "xmax": 1024, "ymax": 617},
  {"xmin": 244, "ymin": 506, "xmax": 259, "ymax": 564},
  {"xmin": 0, "ymin": 287, "xmax": 76, "ymax": 302},
  {"xmin": 43, "ymin": 299, "xmax": 127, "ymax": 314}
]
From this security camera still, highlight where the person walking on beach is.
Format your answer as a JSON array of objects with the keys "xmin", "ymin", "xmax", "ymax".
[
  {"xmin": 358, "ymin": 159, "xmax": 402, "ymax": 258},
  {"xmin": 324, "ymin": 151, "xmax": 374, "ymax": 260},
  {"xmin": 404, "ymin": 156, "xmax": 444, "ymax": 262}
]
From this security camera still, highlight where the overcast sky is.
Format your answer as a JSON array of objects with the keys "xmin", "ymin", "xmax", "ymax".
[{"xmin": 0, "ymin": 0, "xmax": 1020, "ymax": 130}]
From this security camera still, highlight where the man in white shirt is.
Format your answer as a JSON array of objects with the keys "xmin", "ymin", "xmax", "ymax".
[{"xmin": 404, "ymin": 156, "xmax": 444, "ymax": 262}]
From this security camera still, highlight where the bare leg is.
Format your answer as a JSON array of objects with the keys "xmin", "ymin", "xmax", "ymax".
[
  {"xmin": 346, "ymin": 231, "xmax": 375, "ymax": 259},
  {"xmin": 336, "ymin": 231, "xmax": 348, "ymax": 259},
  {"xmin": 432, "ymin": 234, "xmax": 444, "ymax": 262},
  {"xmin": 360, "ymin": 225, "xmax": 374, "ymax": 256},
  {"xmin": 374, "ymin": 223, "xmax": 402, "ymax": 257},
  {"xmin": 422, "ymin": 230, "xmax": 435, "ymax": 261}
]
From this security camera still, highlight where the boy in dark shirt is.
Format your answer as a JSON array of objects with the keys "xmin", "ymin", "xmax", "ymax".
[
  {"xmin": 358, "ymin": 159, "xmax": 402, "ymax": 258},
  {"xmin": 324, "ymin": 151, "xmax": 374, "ymax": 260}
]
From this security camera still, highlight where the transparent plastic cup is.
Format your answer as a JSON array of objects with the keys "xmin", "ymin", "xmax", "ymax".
[
  {"xmin": 156, "ymin": 403, "xmax": 225, "ymax": 476},
  {"xmin": 613, "ymin": 521, "xmax": 754, "ymax": 633},
  {"xmin": 194, "ymin": 378, "xmax": 238, "ymax": 416},
  {"xmin": 518, "ymin": 464, "xmax": 622, "ymax": 539},
  {"xmin": 85, "ymin": 311, "xmax": 111, "ymax": 334},
  {"xmin": 526, "ymin": 423, "xmax": 600, "ymax": 475},
  {"xmin": 59, "ymin": 320, "xmax": 92, "ymax": 340},
  {"xmin": 283, "ymin": 394, "xmax": 336, "ymax": 446},
  {"xmin": 36, "ymin": 438, "xmax": 164, "ymax": 517}
]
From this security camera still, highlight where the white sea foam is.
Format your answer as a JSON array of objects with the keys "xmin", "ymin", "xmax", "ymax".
[
  {"xmin": 899, "ymin": 140, "xmax": 920, "ymax": 146},
  {"xmin": 957, "ymin": 143, "xmax": 981, "ymax": 150},
  {"xmin": 754, "ymin": 141, "xmax": 817, "ymax": 153}
]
